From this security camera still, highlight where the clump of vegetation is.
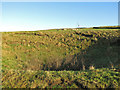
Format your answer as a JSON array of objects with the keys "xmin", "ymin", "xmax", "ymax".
[{"xmin": 89, "ymin": 65, "xmax": 95, "ymax": 70}]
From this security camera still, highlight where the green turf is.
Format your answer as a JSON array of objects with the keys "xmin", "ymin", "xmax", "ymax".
[
  {"xmin": 2, "ymin": 27, "xmax": 120, "ymax": 88},
  {"xmin": 2, "ymin": 68, "xmax": 120, "ymax": 88}
]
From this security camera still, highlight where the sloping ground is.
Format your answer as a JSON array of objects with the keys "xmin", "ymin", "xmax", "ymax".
[
  {"xmin": 2, "ymin": 68, "xmax": 120, "ymax": 88},
  {"xmin": 2, "ymin": 29, "xmax": 120, "ymax": 71},
  {"xmin": 2, "ymin": 28, "xmax": 120, "ymax": 88}
]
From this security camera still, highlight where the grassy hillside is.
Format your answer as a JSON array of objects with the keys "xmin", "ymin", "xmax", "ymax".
[
  {"xmin": 2, "ymin": 68, "xmax": 120, "ymax": 88},
  {"xmin": 2, "ymin": 28, "xmax": 120, "ymax": 88}
]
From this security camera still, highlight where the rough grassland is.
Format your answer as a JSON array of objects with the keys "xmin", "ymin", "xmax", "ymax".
[
  {"xmin": 2, "ymin": 28, "xmax": 120, "ymax": 88},
  {"xmin": 2, "ymin": 68, "xmax": 120, "ymax": 88}
]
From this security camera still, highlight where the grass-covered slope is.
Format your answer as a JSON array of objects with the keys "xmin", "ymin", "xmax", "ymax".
[
  {"xmin": 2, "ymin": 28, "xmax": 120, "ymax": 88},
  {"xmin": 2, "ymin": 29, "xmax": 120, "ymax": 70},
  {"xmin": 2, "ymin": 68, "xmax": 120, "ymax": 88}
]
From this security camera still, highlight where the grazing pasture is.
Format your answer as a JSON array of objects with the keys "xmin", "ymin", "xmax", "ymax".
[{"xmin": 1, "ymin": 28, "xmax": 120, "ymax": 88}]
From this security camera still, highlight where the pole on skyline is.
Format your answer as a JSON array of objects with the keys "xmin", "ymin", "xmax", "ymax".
[{"xmin": 77, "ymin": 22, "xmax": 80, "ymax": 28}]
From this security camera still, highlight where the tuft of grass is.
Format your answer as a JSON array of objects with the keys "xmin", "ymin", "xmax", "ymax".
[{"xmin": 89, "ymin": 65, "xmax": 95, "ymax": 70}]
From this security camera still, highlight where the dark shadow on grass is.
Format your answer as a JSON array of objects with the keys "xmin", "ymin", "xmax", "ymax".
[
  {"xmin": 21, "ymin": 30, "xmax": 120, "ymax": 71},
  {"xmin": 45, "ymin": 31, "xmax": 120, "ymax": 71}
]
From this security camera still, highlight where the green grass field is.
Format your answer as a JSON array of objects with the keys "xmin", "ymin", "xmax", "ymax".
[{"xmin": 1, "ymin": 28, "xmax": 120, "ymax": 88}]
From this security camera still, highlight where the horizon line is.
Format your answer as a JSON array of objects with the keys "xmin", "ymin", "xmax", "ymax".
[{"xmin": 0, "ymin": 25, "xmax": 119, "ymax": 32}]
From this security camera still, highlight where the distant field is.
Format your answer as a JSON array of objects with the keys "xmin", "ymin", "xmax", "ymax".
[{"xmin": 1, "ymin": 28, "xmax": 120, "ymax": 88}]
